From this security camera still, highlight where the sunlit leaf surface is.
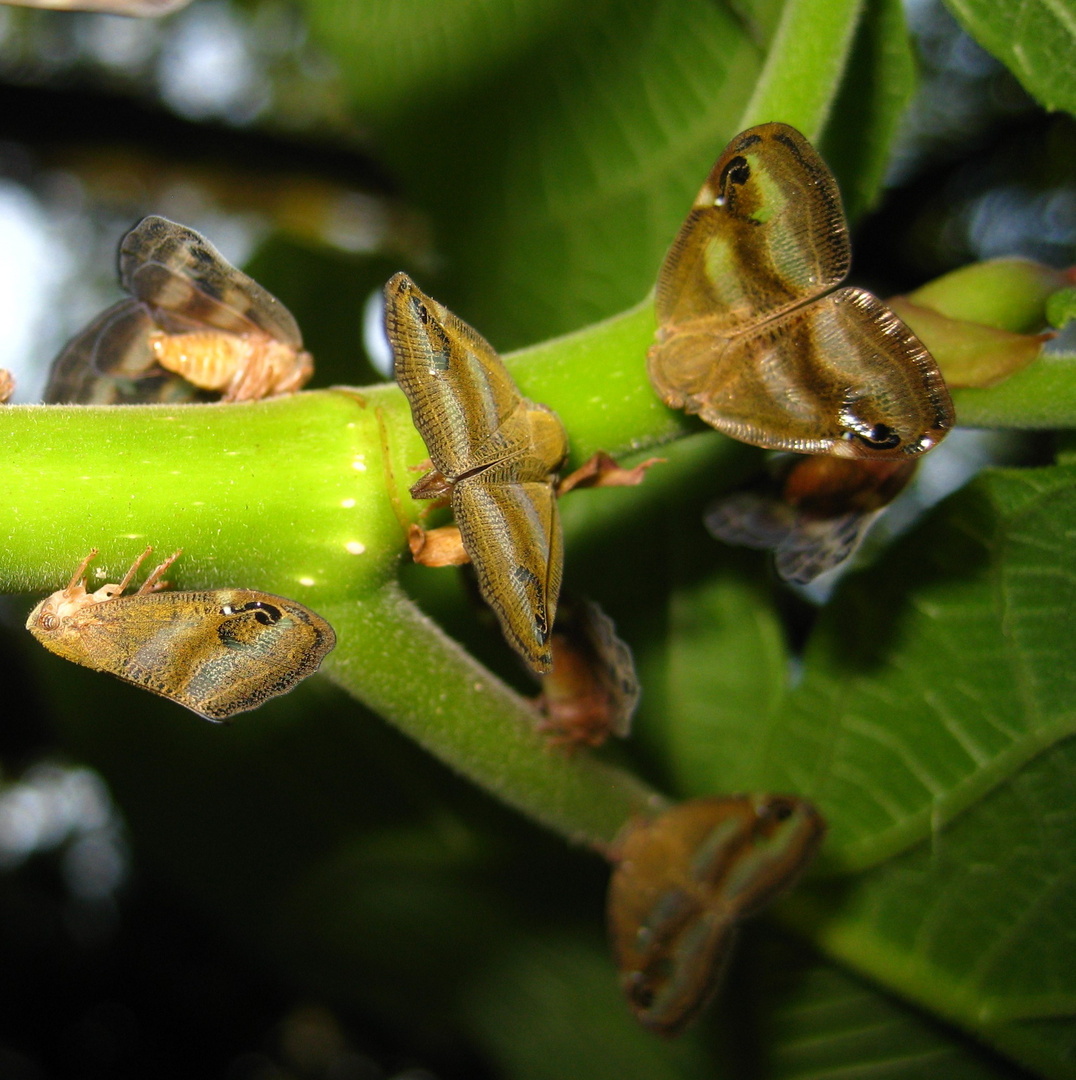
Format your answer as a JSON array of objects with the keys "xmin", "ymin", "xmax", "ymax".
[
  {"xmin": 943, "ymin": 0, "xmax": 1076, "ymax": 115},
  {"xmin": 784, "ymin": 736, "xmax": 1076, "ymax": 1076},
  {"xmin": 658, "ymin": 464, "xmax": 1076, "ymax": 869}
]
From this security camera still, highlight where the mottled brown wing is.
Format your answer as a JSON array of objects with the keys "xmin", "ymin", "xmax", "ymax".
[
  {"xmin": 607, "ymin": 796, "xmax": 826, "ymax": 1036},
  {"xmin": 472, "ymin": 401, "xmax": 569, "ymax": 484},
  {"xmin": 650, "ymin": 124, "xmax": 955, "ymax": 459},
  {"xmin": 706, "ymin": 492, "xmax": 873, "ymax": 584},
  {"xmin": 577, "ymin": 599, "xmax": 639, "ymax": 737},
  {"xmin": 37, "ymin": 589, "xmax": 334, "ymax": 721},
  {"xmin": 166, "ymin": 591, "xmax": 336, "ymax": 720},
  {"xmin": 452, "ymin": 478, "xmax": 563, "ymax": 673},
  {"xmin": 43, "ymin": 298, "xmax": 198, "ymax": 404},
  {"xmin": 774, "ymin": 512, "xmax": 878, "ymax": 584},
  {"xmin": 707, "ymin": 455, "xmax": 917, "ymax": 583},
  {"xmin": 120, "ymin": 216, "xmax": 303, "ymax": 348},
  {"xmin": 659, "ymin": 287, "xmax": 953, "ymax": 457},
  {"xmin": 705, "ymin": 491, "xmax": 799, "ymax": 554},
  {"xmin": 654, "ymin": 123, "xmax": 849, "ymax": 335},
  {"xmin": 386, "ymin": 272, "xmax": 531, "ymax": 479}
]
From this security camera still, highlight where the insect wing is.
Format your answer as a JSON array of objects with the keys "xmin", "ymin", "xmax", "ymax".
[
  {"xmin": 28, "ymin": 583, "xmax": 334, "ymax": 721},
  {"xmin": 705, "ymin": 491, "xmax": 799, "ymax": 554},
  {"xmin": 537, "ymin": 598, "xmax": 639, "ymax": 748},
  {"xmin": 608, "ymin": 795, "xmax": 826, "ymax": 1036},
  {"xmin": 707, "ymin": 456, "xmax": 917, "ymax": 584},
  {"xmin": 706, "ymin": 492, "xmax": 872, "ymax": 585},
  {"xmin": 777, "ymin": 512, "xmax": 878, "ymax": 584},
  {"xmin": 386, "ymin": 272, "xmax": 530, "ymax": 478},
  {"xmin": 650, "ymin": 123, "xmax": 955, "ymax": 459},
  {"xmin": 672, "ymin": 287, "xmax": 953, "ymax": 457},
  {"xmin": 576, "ymin": 599, "xmax": 638, "ymax": 738},
  {"xmin": 120, "ymin": 215, "xmax": 303, "ymax": 348},
  {"xmin": 654, "ymin": 123, "xmax": 848, "ymax": 335},
  {"xmin": 44, "ymin": 298, "xmax": 198, "ymax": 404},
  {"xmin": 170, "ymin": 591, "xmax": 336, "ymax": 719},
  {"xmin": 453, "ymin": 478, "xmax": 563, "ymax": 673}
]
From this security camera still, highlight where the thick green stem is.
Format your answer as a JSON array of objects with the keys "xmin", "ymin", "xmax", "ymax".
[
  {"xmin": 739, "ymin": 0, "xmax": 864, "ymax": 138},
  {"xmin": 3, "ymin": 266, "xmax": 1074, "ymax": 849},
  {"xmin": 0, "ymin": 390, "xmax": 417, "ymax": 600},
  {"xmin": 320, "ymin": 582, "xmax": 665, "ymax": 849},
  {"xmin": 1, "ymin": 321, "xmax": 683, "ymax": 850},
  {"xmin": 503, "ymin": 298, "xmax": 691, "ymax": 466},
  {"xmin": 950, "ymin": 355, "xmax": 1076, "ymax": 429}
]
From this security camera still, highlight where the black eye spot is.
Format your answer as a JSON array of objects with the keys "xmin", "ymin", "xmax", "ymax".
[
  {"xmin": 234, "ymin": 601, "xmax": 283, "ymax": 626},
  {"xmin": 855, "ymin": 423, "xmax": 900, "ymax": 450},
  {"xmin": 839, "ymin": 398, "xmax": 903, "ymax": 451},
  {"xmin": 720, "ymin": 155, "xmax": 751, "ymax": 191}
]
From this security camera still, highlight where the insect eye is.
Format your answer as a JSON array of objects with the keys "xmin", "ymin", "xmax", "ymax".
[{"xmin": 40, "ymin": 613, "xmax": 59, "ymax": 631}]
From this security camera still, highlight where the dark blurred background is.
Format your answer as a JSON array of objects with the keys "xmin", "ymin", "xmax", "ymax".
[{"xmin": 0, "ymin": 0, "xmax": 1072, "ymax": 1076}]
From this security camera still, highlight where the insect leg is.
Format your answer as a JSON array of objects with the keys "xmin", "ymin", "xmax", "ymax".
[
  {"xmin": 113, "ymin": 544, "xmax": 155, "ymax": 596},
  {"xmin": 138, "ymin": 548, "xmax": 183, "ymax": 594},
  {"xmin": 66, "ymin": 548, "xmax": 100, "ymax": 590}
]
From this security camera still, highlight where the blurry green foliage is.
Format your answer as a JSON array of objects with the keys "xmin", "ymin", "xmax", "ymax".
[{"xmin": 3, "ymin": 0, "xmax": 1076, "ymax": 1077}]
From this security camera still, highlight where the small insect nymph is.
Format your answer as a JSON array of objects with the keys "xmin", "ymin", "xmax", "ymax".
[{"xmin": 45, "ymin": 216, "xmax": 313, "ymax": 404}]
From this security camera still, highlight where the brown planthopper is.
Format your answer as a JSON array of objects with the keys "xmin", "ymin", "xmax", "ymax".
[
  {"xmin": 534, "ymin": 597, "xmax": 640, "ymax": 750},
  {"xmin": 26, "ymin": 547, "xmax": 335, "ymax": 721},
  {"xmin": 648, "ymin": 123, "xmax": 954, "ymax": 459},
  {"xmin": 45, "ymin": 215, "xmax": 312, "ymax": 404},
  {"xmin": 386, "ymin": 272, "xmax": 568, "ymax": 673},
  {"xmin": 607, "ymin": 794, "xmax": 826, "ymax": 1036}
]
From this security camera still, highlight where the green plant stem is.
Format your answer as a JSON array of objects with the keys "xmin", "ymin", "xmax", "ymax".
[
  {"xmin": 1, "ymin": 313, "xmax": 686, "ymax": 851},
  {"xmin": 501, "ymin": 297, "xmax": 692, "ymax": 468},
  {"xmin": 951, "ymin": 353, "xmax": 1076, "ymax": 429},
  {"xmin": 739, "ymin": 0, "xmax": 865, "ymax": 138},
  {"xmin": 319, "ymin": 582, "xmax": 666, "ymax": 849},
  {"xmin": 3, "ymin": 275, "xmax": 1074, "ymax": 850}
]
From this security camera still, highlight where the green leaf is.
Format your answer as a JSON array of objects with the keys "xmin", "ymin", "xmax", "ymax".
[
  {"xmin": 746, "ymin": 933, "xmax": 1027, "ymax": 1079},
  {"xmin": 300, "ymin": 0, "xmax": 582, "ymax": 117},
  {"xmin": 301, "ymin": 0, "xmax": 877, "ymax": 348},
  {"xmin": 462, "ymin": 920, "xmax": 1029, "ymax": 1079},
  {"xmin": 1046, "ymin": 286, "xmax": 1076, "ymax": 329},
  {"xmin": 655, "ymin": 464, "xmax": 1076, "ymax": 870},
  {"xmin": 780, "ymin": 736, "xmax": 1076, "ymax": 1078},
  {"xmin": 941, "ymin": 0, "xmax": 1076, "ymax": 116},
  {"xmin": 820, "ymin": 0, "xmax": 919, "ymax": 219},
  {"xmin": 463, "ymin": 931, "xmax": 718, "ymax": 1080}
]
